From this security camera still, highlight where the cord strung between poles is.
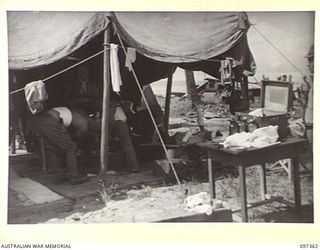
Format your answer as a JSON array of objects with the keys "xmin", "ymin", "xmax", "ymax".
[
  {"xmin": 251, "ymin": 24, "xmax": 306, "ymax": 77},
  {"xmin": 9, "ymin": 40, "xmax": 230, "ymax": 96},
  {"xmin": 9, "ymin": 49, "xmax": 106, "ymax": 95}
]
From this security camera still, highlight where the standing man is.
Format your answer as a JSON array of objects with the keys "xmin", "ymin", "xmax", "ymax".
[
  {"xmin": 27, "ymin": 107, "xmax": 90, "ymax": 184},
  {"xmin": 302, "ymin": 45, "xmax": 314, "ymax": 146},
  {"xmin": 109, "ymin": 93, "xmax": 140, "ymax": 173}
]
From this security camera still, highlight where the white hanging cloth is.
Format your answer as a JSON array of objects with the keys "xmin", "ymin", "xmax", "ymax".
[
  {"xmin": 24, "ymin": 80, "xmax": 48, "ymax": 114},
  {"xmin": 125, "ymin": 47, "xmax": 136, "ymax": 71},
  {"xmin": 110, "ymin": 43, "xmax": 123, "ymax": 93}
]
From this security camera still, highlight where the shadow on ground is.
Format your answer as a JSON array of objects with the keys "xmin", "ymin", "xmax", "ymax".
[{"xmin": 260, "ymin": 204, "xmax": 313, "ymax": 223}]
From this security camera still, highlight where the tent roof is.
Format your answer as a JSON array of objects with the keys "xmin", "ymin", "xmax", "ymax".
[
  {"xmin": 112, "ymin": 12, "xmax": 249, "ymax": 63},
  {"xmin": 8, "ymin": 11, "xmax": 111, "ymax": 69},
  {"xmin": 8, "ymin": 11, "xmax": 253, "ymax": 71}
]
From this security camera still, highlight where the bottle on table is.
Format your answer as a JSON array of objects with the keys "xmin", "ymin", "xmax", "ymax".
[
  {"xmin": 237, "ymin": 117, "xmax": 247, "ymax": 133},
  {"xmin": 247, "ymin": 118, "xmax": 258, "ymax": 133},
  {"xmin": 229, "ymin": 119, "xmax": 239, "ymax": 135}
]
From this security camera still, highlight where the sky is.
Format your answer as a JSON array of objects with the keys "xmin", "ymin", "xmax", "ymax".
[
  {"xmin": 247, "ymin": 11, "xmax": 314, "ymax": 81},
  {"xmin": 151, "ymin": 11, "xmax": 315, "ymax": 94}
]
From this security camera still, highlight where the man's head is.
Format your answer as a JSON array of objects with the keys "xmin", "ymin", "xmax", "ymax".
[{"xmin": 281, "ymin": 74, "xmax": 287, "ymax": 81}]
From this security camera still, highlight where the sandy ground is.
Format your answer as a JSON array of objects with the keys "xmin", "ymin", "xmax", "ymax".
[
  {"xmin": 8, "ymin": 163, "xmax": 313, "ymax": 223},
  {"xmin": 8, "ymin": 95, "xmax": 313, "ymax": 224}
]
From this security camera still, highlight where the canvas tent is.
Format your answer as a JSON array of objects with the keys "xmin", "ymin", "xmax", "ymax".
[
  {"xmin": 8, "ymin": 11, "xmax": 257, "ymax": 190},
  {"xmin": 8, "ymin": 11, "xmax": 255, "ymax": 78},
  {"xmin": 8, "ymin": 10, "xmax": 257, "ymax": 129}
]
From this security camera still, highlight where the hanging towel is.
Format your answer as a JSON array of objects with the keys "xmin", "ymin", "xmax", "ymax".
[
  {"xmin": 24, "ymin": 80, "xmax": 48, "ymax": 114},
  {"xmin": 110, "ymin": 44, "xmax": 123, "ymax": 92},
  {"xmin": 114, "ymin": 106, "xmax": 127, "ymax": 122},
  {"xmin": 125, "ymin": 47, "xmax": 136, "ymax": 71}
]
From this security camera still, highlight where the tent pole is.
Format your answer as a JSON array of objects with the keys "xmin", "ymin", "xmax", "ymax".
[
  {"xmin": 99, "ymin": 27, "xmax": 111, "ymax": 202},
  {"xmin": 9, "ymin": 95, "xmax": 16, "ymax": 155},
  {"xmin": 164, "ymin": 67, "xmax": 174, "ymax": 133},
  {"xmin": 242, "ymin": 76, "xmax": 250, "ymax": 111},
  {"xmin": 184, "ymin": 70, "xmax": 205, "ymax": 131},
  {"xmin": 9, "ymin": 74, "xmax": 18, "ymax": 154}
]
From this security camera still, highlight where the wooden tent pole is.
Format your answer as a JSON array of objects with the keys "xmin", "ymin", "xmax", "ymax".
[
  {"xmin": 99, "ymin": 27, "xmax": 111, "ymax": 202},
  {"xmin": 9, "ymin": 74, "xmax": 18, "ymax": 154},
  {"xmin": 242, "ymin": 76, "xmax": 250, "ymax": 111},
  {"xmin": 185, "ymin": 70, "xmax": 205, "ymax": 131},
  {"xmin": 9, "ymin": 99, "xmax": 16, "ymax": 155},
  {"xmin": 100, "ymin": 27, "xmax": 111, "ymax": 174},
  {"xmin": 164, "ymin": 67, "xmax": 174, "ymax": 133}
]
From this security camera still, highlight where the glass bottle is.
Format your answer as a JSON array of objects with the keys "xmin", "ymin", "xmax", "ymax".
[
  {"xmin": 237, "ymin": 117, "xmax": 247, "ymax": 133},
  {"xmin": 229, "ymin": 119, "xmax": 239, "ymax": 135}
]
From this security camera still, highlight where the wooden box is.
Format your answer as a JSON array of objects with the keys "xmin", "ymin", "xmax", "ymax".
[{"xmin": 236, "ymin": 80, "xmax": 293, "ymax": 138}]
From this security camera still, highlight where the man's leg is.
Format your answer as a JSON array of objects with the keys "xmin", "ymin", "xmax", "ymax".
[
  {"xmin": 48, "ymin": 150, "xmax": 62, "ymax": 174},
  {"xmin": 115, "ymin": 121, "xmax": 140, "ymax": 171},
  {"xmin": 65, "ymin": 151, "xmax": 79, "ymax": 177},
  {"xmin": 65, "ymin": 150, "xmax": 88, "ymax": 184},
  {"xmin": 40, "ymin": 114, "xmax": 87, "ymax": 184}
]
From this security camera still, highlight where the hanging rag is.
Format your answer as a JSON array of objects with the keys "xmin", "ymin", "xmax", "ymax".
[
  {"xmin": 110, "ymin": 44, "xmax": 123, "ymax": 92},
  {"xmin": 24, "ymin": 80, "xmax": 48, "ymax": 114},
  {"xmin": 220, "ymin": 59, "xmax": 232, "ymax": 84},
  {"xmin": 125, "ymin": 47, "xmax": 137, "ymax": 72},
  {"xmin": 114, "ymin": 105, "xmax": 127, "ymax": 122}
]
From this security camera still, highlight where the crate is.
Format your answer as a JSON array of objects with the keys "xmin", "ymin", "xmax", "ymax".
[
  {"xmin": 261, "ymin": 80, "xmax": 293, "ymax": 113},
  {"xmin": 235, "ymin": 112, "xmax": 288, "ymax": 138},
  {"xmin": 236, "ymin": 80, "xmax": 293, "ymax": 138}
]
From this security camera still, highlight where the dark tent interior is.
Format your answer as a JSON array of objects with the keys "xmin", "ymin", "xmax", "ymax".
[{"xmin": 8, "ymin": 11, "xmax": 256, "ymax": 174}]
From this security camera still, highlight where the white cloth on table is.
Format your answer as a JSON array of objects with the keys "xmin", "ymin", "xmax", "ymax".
[
  {"xmin": 222, "ymin": 125, "xmax": 279, "ymax": 149},
  {"xmin": 249, "ymin": 108, "xmax": 264, "ymax": 117}
]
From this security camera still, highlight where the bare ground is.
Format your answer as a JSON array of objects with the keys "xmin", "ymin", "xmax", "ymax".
[
  {"xmin": 7, "ymin": 95, "xmax": 313, "ymax": 223},
  {"xmin": 8, "ymin": 156, "xmax": 313, "ymax": 224}
]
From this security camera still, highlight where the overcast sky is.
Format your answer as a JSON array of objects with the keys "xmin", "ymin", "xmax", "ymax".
[
  {"xmin": 247, "ymin": 11, "xmax": 314, "ymax": 82},
  {"xmin": 157, "ymin": 11, "xmax": 315, "ymax": 91}
]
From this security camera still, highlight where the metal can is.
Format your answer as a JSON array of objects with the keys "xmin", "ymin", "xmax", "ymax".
[
  {"xmin": 247, "ymin": 118, "xmax": 258, "ymax": 133},
  {"xmin": 229, "ymin": 119, "xmax": 239, "ymax": 135},
  {"xmin": 237, "ymin": 117, "xmax": 247, "ymax": 133}
]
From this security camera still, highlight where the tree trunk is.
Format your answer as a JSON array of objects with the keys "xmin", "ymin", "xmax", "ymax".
[
  {"xmin": 164, "ymin": 67, "xmax": 174, "ymax": 133},
  {"xmin": 184, "ymin": 70, "xmax": 205, "ymax": 131}
]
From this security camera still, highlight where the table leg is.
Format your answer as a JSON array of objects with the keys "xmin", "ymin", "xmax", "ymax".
[
  {"xmin": 239, "ymin": 165, "xmax": 248, "ymax": 222},
  {"xmin": 292, "ymin": 156, "xmax": 302, "ymax": 215},
  {"xmin": 208, "ymin": 152, "xmax": 216, "ymax": 202},
  {"xmin": 258, "ymin": 164, "xmax": 267, "ymax": 200},
  {"xmin": 38, "ymin": 136, "xmax": 47, "ymax": 173}
]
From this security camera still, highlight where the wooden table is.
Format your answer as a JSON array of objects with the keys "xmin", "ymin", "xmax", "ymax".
[{"xmin": 197, "ymin": 137, "xmax": 307, "ymax": 222}]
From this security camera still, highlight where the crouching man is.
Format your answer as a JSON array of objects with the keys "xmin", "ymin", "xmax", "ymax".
[{"xmin": 27, "ymin": 107, "xmax": 89, "ymax": 185}]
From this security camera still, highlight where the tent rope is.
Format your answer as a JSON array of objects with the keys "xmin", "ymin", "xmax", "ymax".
[
  {"xmin": 9, "ymin": 49, "xmax": 106, "ymax": 95},
  {"xmin": 251, "ymin": 24, "xmax": 306, "ymax": 77},
  {"xmin": 9, "ymin": 41, "xmax": 231, "ymax": 96},
  {"xmin": 113, "ymin": 22, "xmax": 186, "ymax": 192}
]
